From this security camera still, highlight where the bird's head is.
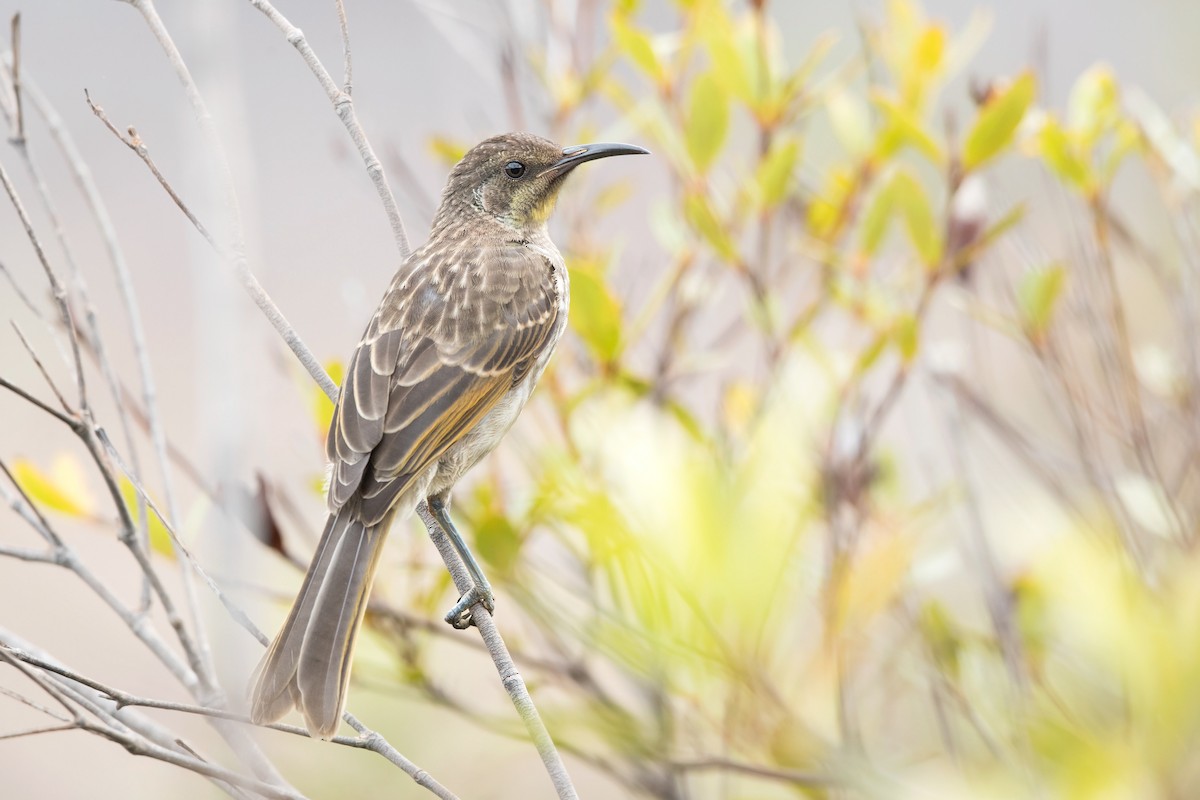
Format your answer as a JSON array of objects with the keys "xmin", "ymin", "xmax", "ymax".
[{"xmin": 434, "ymin": 132, "xmax": 649, "ymax": 232}]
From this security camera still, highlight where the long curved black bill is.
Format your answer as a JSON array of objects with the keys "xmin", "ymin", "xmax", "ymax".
[{"xmin": 544, "ymin": 142, "xmax": 650, "ymax": 177}]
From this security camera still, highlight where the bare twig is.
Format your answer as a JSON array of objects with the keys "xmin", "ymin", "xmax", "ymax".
[
  {"xmin": 8, "ymin": 13, "xmax": 21, "ymax": 143},
  {"xmin": 0, "ymin": 159, "xmax": 87, "ymax": 408},
  {"xmin": 93, "ymin": 6, "xmax": 338, "ymax": 400},
  {"xmin": 245, "ymin": 0, "xmax": 411, "ymax": 260},
  {"xmin": 334, "ymin": 0, "xmax": 352, "ymax": 96},
  {"xmin": 417, "ymin": 502, "xmax": 580, "ymax": 800}
]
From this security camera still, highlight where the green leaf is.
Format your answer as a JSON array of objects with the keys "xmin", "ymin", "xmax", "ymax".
[
  {"xmin": 755, "ymin": 137, "xmax": 799, "ymax": 209},
  {"xmin": 962, "ymin": 72, "xmax": 1036, "ymax": 170},
  {"xmin": 686, "ymin": 73, "xmax": 729, "ymax": 172},
  {"xmin": 891, "ymin": 171, "xmax": 942, "ymax": 266},
  {"xmin": 568, "ymin": 262, "xmax": 623, "ymax": 363},
  {"xmin": 1018, "ymin": 264, "xmax": 1066, "ymax": 340}
]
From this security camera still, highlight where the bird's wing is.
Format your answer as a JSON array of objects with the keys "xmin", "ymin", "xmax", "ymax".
[{"xmin": 325, "ymin": 241, "xmax": 560, "ymax": 524}]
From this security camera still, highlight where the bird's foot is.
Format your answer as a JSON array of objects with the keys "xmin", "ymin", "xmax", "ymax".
[{"xmin": 445, "ymin": 584, "xmax": 496, "ymax": 629}]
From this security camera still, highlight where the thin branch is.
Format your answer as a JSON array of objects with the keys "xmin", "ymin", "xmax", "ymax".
[
  {"xmin": 8, "ymin": 13, "xmax": 21, "ymax": 144},
  {"xmin": 84, "ymin": 89, "xmax": 337, "ymax": 401},
  {"xmin": 0, "ymin": 373, "xmax": 75, "ymax": 429},
  {"xmin": 89, "ymin": 435, "xmax": 459, "ymax": 798},
  {"xmin": 417, "ymin": 502, "xmax": 580, "ymax": 800},
  {"xmin": 0, "ymin": 159, "xmax": 88, "ymax": 408},
  {"xmin": 0, "ymin": 632, "xmax": 270, "ymax": 800},
  {"xmin": 0, "ymin": 724, "xmax": 77, "ymax": 742},
  {"xmin": 334, "ymin": 0, "xmax": 352, "ymax": 96},
  {"xmin": 246, "ymin": 0, "xmax": 411, "ymax": 260},
  {"xmin": 21, "ymin": 73, "xmax": 179, "ymax": 553},
  {"xmin": 0, "ymin": 254, "xmax": 43, "ymax": 318},
  {"xmin": 11, "ymin": 321, "xmax": 72, "ymax": 414},
  {"xmin": 85, "ymin": 92, "xmax": 212, "ymax": 242}
]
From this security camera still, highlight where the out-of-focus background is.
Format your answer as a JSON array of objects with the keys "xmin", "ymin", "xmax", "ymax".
[{"xmin": 1, "ymin": 0, "xmax": 1199, "ymax": 798}]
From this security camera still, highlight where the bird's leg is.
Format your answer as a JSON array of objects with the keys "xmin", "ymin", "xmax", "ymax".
[{"xmin": 425, "ymin": 493, "xmax": 495, "ymax": 629}]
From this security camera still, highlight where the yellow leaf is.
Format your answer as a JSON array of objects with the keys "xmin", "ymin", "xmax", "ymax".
[
  {"xmin": 913, "ymin": 25, "xmax": 945, "ymax": 74},
  {"xmin": 427, "ymin": 136, "xmax": 467, "ymax": 168},
  {"xmin": 309, "ymin": 360, "xmax": 345, "ymax": 437},
  {"xmin": 685, "ymin": 73, "xmax": 729, "ymax": 172},
  {"xmin": 962, "ymin": 72, "xmax": 1036, "ymax": 170},
  {"xmin": 11, "ymin": 455, "xmax": 95, "ymax": 518},
  {"xmin": 119, "ymin": 478, "xmax": 175, "ymax": 559}
]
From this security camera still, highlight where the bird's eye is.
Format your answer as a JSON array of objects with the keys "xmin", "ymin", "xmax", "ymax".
[{"xmin": 504, "ymin": 161, "xmax": 526, "ymax": 179}]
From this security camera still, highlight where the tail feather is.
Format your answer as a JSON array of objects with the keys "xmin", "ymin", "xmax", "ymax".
[{"xmin": 249, "ymin": 506, "xmax": 390, "ymax": 739}]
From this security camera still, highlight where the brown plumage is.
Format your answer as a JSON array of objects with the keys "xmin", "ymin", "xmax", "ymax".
[{"xmin": 249, "ymin": 133, "xmax": 648, "ymax": 739}]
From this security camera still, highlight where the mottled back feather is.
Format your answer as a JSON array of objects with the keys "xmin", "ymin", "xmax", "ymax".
[{"xmin": 326, "ymin": 239, "xmax": 560, "ymax": 526}]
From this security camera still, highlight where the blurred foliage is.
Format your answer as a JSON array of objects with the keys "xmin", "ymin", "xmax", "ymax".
[
  {"xmin": 15, "ymin": 0, "xmax": 1200, "ymax": 796},
  {"xmin": 399, "ymin": 0, "xmax": 1200, "ymax": 795}
]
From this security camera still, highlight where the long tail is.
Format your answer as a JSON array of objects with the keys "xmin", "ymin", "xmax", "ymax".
[{"xmin": 249, "ymin": 505, "xmax": 390, "ymax": 739}]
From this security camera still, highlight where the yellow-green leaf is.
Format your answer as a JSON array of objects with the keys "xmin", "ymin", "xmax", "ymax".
[
  {"xmin": 893, "ymin": 313, "xmax": 920, "ymax": 363},
  {"xmin": 686, "ymin": 73, "xmax": 729, "ymax": 172},
  {"xmin": 612, "ymin": 14, "xmax": 663, "ymax": 85},
  {"xmin": 684, "ymin": 193, "xmax": 737, "ymax": 261},
  {"xmin": 568, "ymin": 261, "xmax": 623, "ymax": 363},
  {"xmin": 755, "ymin": 137, "xmax": 799, "ymax": 209},
  {"xmin": 701, "ymin": 7, "xmax": 753, "ymax": 104},
  {"xmin": 891, "ymin": 171, "xmax": 942, "ymax": 266},
  {"xmin": 1038, "ymin": 118, "xmax": 1094, "ymax": 192},
  {"xmin": 1068, "ymin": 64, "xmax": 1120, "ymax": 146},
  {"xmin": 962, "ymin": 72, "xmax": 1036, "ymax": 170},
  {"xmin": 872, "ymin": 92, "xmax": 944, "ymax": 164},
  {"xmin": 860, "ymin": 178, "xmax": 896, "ymax": 256},
  {"xmin": 1018, "ymin": 263, "xmax": 1067, "ymax": 339},
  {"xmin": 11, "ymin": 455, "xmax": 94, "ymax": 518},
  {"xmin": 119, "ymin": 478, "xmax": 174, "ymax": 559}
]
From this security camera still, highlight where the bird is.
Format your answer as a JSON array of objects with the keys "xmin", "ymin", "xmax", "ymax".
[{"xmin": 249, "ymin": 132, "xmax": 649, "ymax": 739}]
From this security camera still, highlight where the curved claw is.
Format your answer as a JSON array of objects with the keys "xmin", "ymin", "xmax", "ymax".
[{"xmin": 444, "ymin": 584, "xmax": 496, "ymax": 629}]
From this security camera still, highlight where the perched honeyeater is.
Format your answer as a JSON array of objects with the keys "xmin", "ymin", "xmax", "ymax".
[{"xmin": 249, "ymin": 133, "xmax": 648, "ymax": 738}]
